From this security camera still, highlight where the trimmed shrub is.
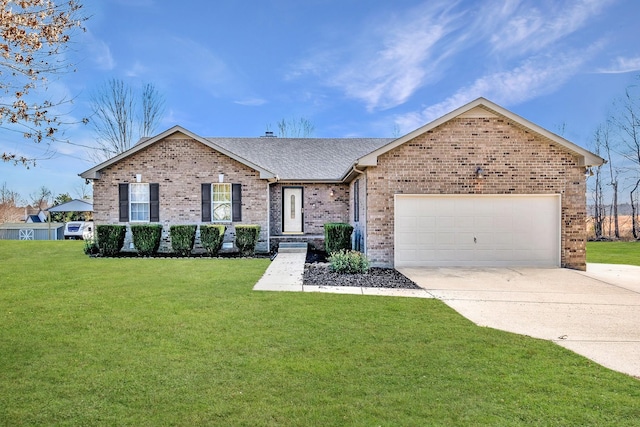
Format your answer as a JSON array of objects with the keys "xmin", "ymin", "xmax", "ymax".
[
  {"xmin": 329, "ymin": 249, "xmax": 370, "ymax": 274},
  {"xmin": 200, "ymin": 224, "xmax": 226, "ymax": 256},
  {"xmin": 235, "ymin": 225, "xmax": 261, "ymax": 257},
  {"xmin": 324, "ymin": 222, "xmax": 353, "ymax": 254},
  {"xmin": 131, "ymin": 224, "xmax": 163, "ymax": 256},
  {"xmin": 96, "ymin": 225, "xmax": 126, "ymax": 256},
  {"xmin": 170, "ymin": 225, "xmax": 197, "ymax": 256}
]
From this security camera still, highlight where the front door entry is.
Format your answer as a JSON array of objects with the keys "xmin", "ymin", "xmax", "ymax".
[{"xmin": 283, "ymin": 187, "xmax": 303, "ymax": 233}]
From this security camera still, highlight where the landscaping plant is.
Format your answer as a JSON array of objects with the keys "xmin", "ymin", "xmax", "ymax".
[
  {"xmin": 328, "ymin": 249, "xmax": 370, "ymax": 274},
  {"xmin": 324, "ymin": 222, "xmax": 353, "ymax": 253},
  {"xmin": 95, "ymin": 224, "xmax": 126, "ymax": 256},
  {"xmin": 200, "ymin": 224, "xmax": 226, "ymax": 256},
  {"xmin": 235, "ymin": 224, "xmax": 261, "ymax": 256},
  {"xmin": 170, "ymin": 225, "xmax": 197, "ymax": 256},
  {"xmin": 131, "ymin": 224, "xmax": 163, "ymax": 256}
]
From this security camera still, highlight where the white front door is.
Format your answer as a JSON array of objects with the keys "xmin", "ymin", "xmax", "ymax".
[{"xmin": 283, "ymin": 187, "xmax": 303, "ymax": 233}]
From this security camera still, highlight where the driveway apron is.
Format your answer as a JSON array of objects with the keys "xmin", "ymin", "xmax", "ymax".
[{"xmin": 398, "ymin": 264, "xmax": 640, "ymax": 378}]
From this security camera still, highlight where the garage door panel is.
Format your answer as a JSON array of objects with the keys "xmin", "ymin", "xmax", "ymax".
[
  {"xmin": 395, "ymin": 195, "xmax": 560, "ymax": 267},
  {"xmin": 454, "ymin": 216, "xmax": 475, "ymax": 230},
  {"xmin": 417, "ymin": 216, "xmax": 436, "ymax": 228}
]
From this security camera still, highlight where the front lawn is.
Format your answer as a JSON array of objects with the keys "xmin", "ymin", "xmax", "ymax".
[
  {"xmin": 1, "ymin": 241, "xmax": 638, "ymax": 426},
  {"xmin": 587, "ymin": 241, "xmax": 640, "ymax": 266}
]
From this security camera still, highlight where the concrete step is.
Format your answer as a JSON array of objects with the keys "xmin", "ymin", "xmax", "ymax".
[{"xmin": 278, "ymin": 242, "xmax": 308, "ymax": 253}]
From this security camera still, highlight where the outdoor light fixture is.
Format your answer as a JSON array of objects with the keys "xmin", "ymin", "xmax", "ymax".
[
  {"xmin": 330, "ymin": 189, "xmax": 334, "ymax": 196},
  {"xmin": 474, "ymin": 166, "xmax": 485, "ymax": 179},
  {"xmin": 585, "ymin": 167, "xmax": 594, "ymax": 177}
]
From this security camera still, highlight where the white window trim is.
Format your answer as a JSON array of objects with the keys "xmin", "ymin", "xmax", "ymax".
[
  {"xmin": 212, "ymin": 183, "xmax": 232, "ymax": 223},
  {"xmin": 130, "ymin": 182, "xmax": 150, "ymax": 223}
]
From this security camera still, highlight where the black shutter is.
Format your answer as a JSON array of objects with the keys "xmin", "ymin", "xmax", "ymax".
[
  {"xmin": 119, "ymin": 183, "xmax": 129, "ymax": 222},
  {"xmin": 201, "ymin": 183, "xmax": 212, "ymax": 222},
  {"xmin": 232, "ymin": 183, "xmax": 242, "ymax": 222},
  {"xmin": 150, "ymin": 183, "xmax": 160, "ymax": 222}
]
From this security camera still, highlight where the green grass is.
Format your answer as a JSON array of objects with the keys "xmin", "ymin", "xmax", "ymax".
[
  {"xmin": 587, "ymin": 241, "xmax": 640, "ymax": 266},
  {"xmin": 1, "ymin": 241, "xmax": 639, "ymax": 426}
]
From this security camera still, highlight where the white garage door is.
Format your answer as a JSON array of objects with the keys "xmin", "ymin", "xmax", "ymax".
[{"xmin": 395, "ymin": 194, "xmax": 560, "ymax": 267}]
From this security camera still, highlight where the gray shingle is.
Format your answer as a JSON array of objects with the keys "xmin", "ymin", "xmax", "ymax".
[{"xmin": 209, "ymin": 137, "xmax": 393, "ymax": 181}]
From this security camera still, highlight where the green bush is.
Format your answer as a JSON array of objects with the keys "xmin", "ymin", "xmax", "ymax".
[
  {"xmin": 83, "ymin": 238, "xmax": 99, "ymax": 256},
  {"xmin": 324, "ymin": 222, "xmax": 353, "ymax": 254},
  {"xmin": 235, "ymin": 225, "xmax": 261, "ymax": 257},
  {"xmin": 170, "ymin": 225, "xmax": 197, "ymax": 256},
  {"xmin": 131, "ymin": 224, "xmax": 163, "ymax": 256},
  {"xmin": 329, "ymin": 249, "xmax": 370, "ymax": 274},
  {"xmin": 200, "ymin": 224, "xmax": 226, "ymax": 256},
  {"xmin": 96, "ymin": 225, "xmax": 126, "ymax": 256}
]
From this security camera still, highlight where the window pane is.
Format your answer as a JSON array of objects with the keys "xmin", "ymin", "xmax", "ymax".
[
  {"xmin": 131, "ymin": 202, "xmax": 149, "ymax": 221},
  {"xmin": 131, "ymin": 183, "xmax": 149, "ymax": 202},
  {"xmin": 290, "ymin": 194, "xmax": 295, "ymax": 219},
  {"xmin": 213, "ymin": 183, "xmax": 231, "ymax": 202},
  {"xmin": 213, "ymin": 203, "xmax": 231, "ymax": 221},
  {"xmin": 212, "ymin": 183, "xmax": 232, "ymax": 221}
]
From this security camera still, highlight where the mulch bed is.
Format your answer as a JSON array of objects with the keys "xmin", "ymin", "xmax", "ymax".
[{"xmin": 303, "ymin": 248, "xmax": 421, "ymax": 289}]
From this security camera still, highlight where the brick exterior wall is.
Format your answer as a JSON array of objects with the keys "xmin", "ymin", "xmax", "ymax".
[
  {"xmin": 92, "ymin": 135, "xmax": 269, "ymax": 252},
  {"xmin": 364, "ymin": 116, "xmax": 587, "ymax": 270},
  {"xmin": 269, "ymin": 182, "xmax": 349, "ymax": 251}
]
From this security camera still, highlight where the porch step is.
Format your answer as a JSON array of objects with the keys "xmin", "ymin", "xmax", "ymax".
[{"xmin": 278, "ymin": 242, "xmax": 308, "ymax": 253}]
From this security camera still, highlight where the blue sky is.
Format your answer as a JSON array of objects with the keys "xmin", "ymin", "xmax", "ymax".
[{"xmin": 1, "ymin": 0, "xmax": 640, "ymax": 201}]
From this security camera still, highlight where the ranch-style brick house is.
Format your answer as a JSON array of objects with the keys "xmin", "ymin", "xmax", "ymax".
[{"xmin": 80, "ymin": 98, "xmax": 604, "ymax": 270}]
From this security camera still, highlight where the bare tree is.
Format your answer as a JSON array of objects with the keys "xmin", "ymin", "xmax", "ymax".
[
  {"xmin": 140, "ymin": 83, "xmax": 165, "ymax": 138},
  {"xmin": 600, "ymin": 121, "xmax": 620, "ymax": 238},
  {"xmin": 612, "ymin": 86, "xmax": 640, "ymax": 239},
  {"xmin": 590, "ymin": 129, "xmax": 605, "ymax": 239},
  {"xmin": 276, "ymin": 117, "xmax": 315, "ymax": 138},
  {"xmin": 30, "ymin": 185, "xmax": 51, "ymax": 210},
  {"xmin": 89, "ymin": 79, "xmax": 165, "ymax": 162},
  {"xmin": 74, "ymin": 181, "xmax": 92, "ymax": 200},
  {"xmin": 0, "ymin": 0, "xmax": 87, "ymax": 166}
]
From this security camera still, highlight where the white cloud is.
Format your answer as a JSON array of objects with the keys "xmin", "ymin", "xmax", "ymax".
[
  {"xmin": 597, "ymin": 56, "xmax": 640, "ymax": 74},
  {"xmin": 234, "ymin": 98, "xmax": 267, "ymax": 107},
  {"xmin": 82, "ymin": 32, "xmax": 115, "ymax": 71},
  {"xmin": 489, "ymin": 0, "xmax": 613, "ymax": 55},
  {"xmin": 289, "ymin": 1, "xmax": 465, "ymax": 111},
  {"xmin": 395, "ymin": 49, "xmax": 595, "ymax": 132}
]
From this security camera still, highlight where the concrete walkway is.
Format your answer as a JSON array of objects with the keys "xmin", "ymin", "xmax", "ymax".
[{"xmin": 253, "ymin": 252, "xmax": 433, "ymax": 298}]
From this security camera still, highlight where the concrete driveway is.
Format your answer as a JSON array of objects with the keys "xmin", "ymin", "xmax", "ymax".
[{"xmin": 398, "ymin": 263, "xmax": 640, "ymax": 379}]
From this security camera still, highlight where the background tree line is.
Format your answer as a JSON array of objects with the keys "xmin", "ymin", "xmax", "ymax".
[
  {"xmin": 589, "ymin": 76, "xmax": 640, "ymax": 241},
  {"xmin": 0, "ymin": 181, "xmax": 91, "ymax": 223}
]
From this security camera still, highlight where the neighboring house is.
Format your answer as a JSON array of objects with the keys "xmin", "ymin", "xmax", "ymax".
[
  {"xmin": 80, "ymin": 98, "xmax": 603, "ymax": 270},
  {"xmin": 25, "ymin": 211, "xmax": 47, "ymax": 223}
]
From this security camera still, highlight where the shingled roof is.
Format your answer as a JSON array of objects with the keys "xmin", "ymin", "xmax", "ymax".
[{"xmin": 211, "ymin": 137, "xmax": 392, "ymax": 181}]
